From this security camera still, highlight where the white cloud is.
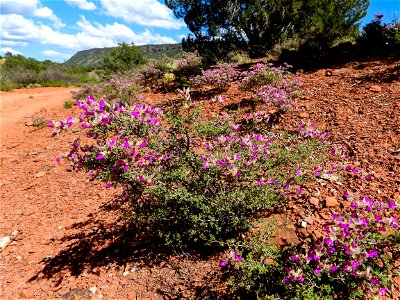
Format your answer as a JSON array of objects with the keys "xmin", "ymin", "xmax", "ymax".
[
  {"xmin": 0, "ymin": 0, "xmax": 65, "ymax": 28},
  {"xmin": 34, "ymin": 7, "xmax": 65, "ymax": 29},
  {"xmin": 65, "ymin": 0, "xmax": 96, "ymax": 11},
  {"xmin": 1, "ymin": 47, "xmax": 23, "ymax": 56},
  {"xmin": 99, "ymin": 0, "xmax": 185, "ymax": 29},
  {"xmin": 42, "ymin": 50, "xmax": 71, "ymax": 58},
  {"xmin": 0, "ymin": 0, "xmax": 39, "ymax": 15},
  {"xmin": 1, "ymin": 14, "xmax": 177, "ymax": 53},
  {"xmin": 0, "ymin": 40, "xmax": 28, "ymax": 47}
]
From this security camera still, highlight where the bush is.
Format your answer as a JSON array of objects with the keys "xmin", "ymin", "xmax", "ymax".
[
  {"xmin": 51, "ymin": 83, "xmax": 324, "ymax": 248},
  {"xmin": 360, "ymin": 14, "xmax": 400, "ymax": 51},
  {"xmin": 173, "ymin": 52, "xmax": 203, "ymax": 84},
  {"xmin": 190, "ymin": 63, "xmax": 240, "ymax": 92},
  {"xmin": 225, "ymin": 195, "xmax": 399, "ymax": 299},
  {"xmin": 101, "ymin": 42, "xmax": 146, "ymax": 76}
]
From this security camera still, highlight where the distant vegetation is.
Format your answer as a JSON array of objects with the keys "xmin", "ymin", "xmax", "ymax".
[
  {"xmin": 65, "ymin": 43, "xmax": 182, "ymax": 69},
  {"xmin": 0, "ymin": 53, "xmax": 96, "ymax": 91}
]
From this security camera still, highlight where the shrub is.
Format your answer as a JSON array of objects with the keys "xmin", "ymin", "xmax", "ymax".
[
  {"xmin": 360, "ymin": 14, "xmax": 400, "ymax": 51},
  {"xmin": 190, "ymin": 63, "xmax": 240, "ymax": 92},
  {"xmin": 225, "ymin": 195, "xmax": 399, "ymax": 299},
  {"xmin": 173, "ymin": 52, "xmax": 203, "ymax": 83},
  {"xmin": 51, "ymin": 85, "xmax": 325, "ymax": 248},
  {"xmin": 101, "ymin": 42, "xmax": 146, "ymax": 76}
]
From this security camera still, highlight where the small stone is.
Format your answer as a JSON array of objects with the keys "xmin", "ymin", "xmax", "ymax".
[
  {"xmin": 61, "ymin": 288, "xmax": 92, "ymax": 300},
  {"xmin": 89, "ymin": 287, "xmax": 97, "ymax": 295},
  {"xmin": 313, "ymin": 230, "xmax": 323, "ymax": 240},
  {"xmin": 342, "ymin": 201, "xmax": 351, "ymax": 208},
  {"xmin": 130, "ymin": 266, "xmax": 138, "ymax": 272},
  {"xmin": 0, "ymin": 236, "xmax": 11, "ymax": 250},
  {"xmin": 297, "ymin": 228, "xmax": 308, "ymax": 239},
  {"xmin": 369, "ymin": 182, "xmax": 379, "ymax": 191},
  {"xmin": 325, "ymin": 196, "xmax": 339, "ymax": 207},
  {"xmin": 16, "ymin": 256, "xmax": 22, "ymax": 260},
  {"xmin": 20, "ymin": 286, "xmax": 36, "ymax": 299},
  {"xmin": 300, "ymin": 221, "xmax": 307, "ymax": 228},
  {"xmin": 122, "ymin": 271, "xmax": 129, "ymax": 276},
  {"xmin": 370, "ymin": 85, "xmax": 382, "ymax": 92},
  {"xmin": 299, "ymin": 112, "xmax": 309, "ymax": 118},
  {"xmin": 35, "ymin": 171, "xmax": 47, "ymax": 177},
  {"xmin": 309, "ymin": 197, "xmax": 319, "ymax": 206}
]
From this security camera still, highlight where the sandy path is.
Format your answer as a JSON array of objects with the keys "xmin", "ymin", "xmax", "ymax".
[{"xmin": 0, "ymin": 87, "xmax": 78, "ymax": 138}]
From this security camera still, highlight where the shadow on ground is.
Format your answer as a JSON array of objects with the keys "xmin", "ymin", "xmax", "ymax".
[{"xmin": 28, "ymin": 198, "xmax": 228, "ymax": 299}]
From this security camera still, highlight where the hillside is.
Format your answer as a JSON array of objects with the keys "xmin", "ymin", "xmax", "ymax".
[{"xmin": 65, "ymin": 43, "xmax": 182, "ymax": 68}]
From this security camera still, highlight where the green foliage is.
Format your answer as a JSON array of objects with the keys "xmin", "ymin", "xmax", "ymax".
[
  {"xmin": 64, "ymin": 100, "xmax": 74, "ymax": 109},
  {"xmin": 166, "ymin": 0, "xmax": 369, "ymax": 61},
  {"xmin": 0, "ymin": 54, "xmax": 94, "ymax": 90},
  {"xmin": 101, "ymin": 42, "xmax": 147, "ymax": 76},
  {"xmin": 360, "ymin": 14, "xmax": 400, "ymax": 51},
  {"xmin": 65, "ymin": 44, "xmax": 182, "ymax": 69}
]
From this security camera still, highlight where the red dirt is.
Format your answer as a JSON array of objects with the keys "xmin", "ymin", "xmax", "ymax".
[{"xmin": 0, "ymin": 58, "xmax": 399, "ymax": 299}]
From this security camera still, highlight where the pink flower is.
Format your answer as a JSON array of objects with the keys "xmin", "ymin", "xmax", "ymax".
[
  {"xmin": 96, "ymin": 153, "xmax": 105, "ymax": 160},
  {"xmin": 368, "ymin": 250, "xmax": 378, "ymax": 258},
  {"xmin": 219, "ymin": 261, "xmax": 227, "ymax": 267}
]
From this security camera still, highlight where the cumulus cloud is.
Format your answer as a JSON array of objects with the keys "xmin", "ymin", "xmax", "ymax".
[
  {"xmin": 99, "ymin": 0, "xmax": 185, "ymax": 29},
  {"xmin": 0, "ymin": 0, "xmax": 65, "ymax": 28},
  {"xmin": 0, "ymin": 40, "xmax": 28, "ymax": 47},
  {"xmin": 1, "ymin": 14, "xmax": 177, "ymax": 52},
  {"xmin": 42, "ymin": 50, "xmax": 72, "ymax": 58},
  {"xmin": 1, "ymin": 47, "xmax": 23, "ymax": 56},
  {"xmin": 65, "ymin": 0, "xmax": 96, "ymax": 11}
]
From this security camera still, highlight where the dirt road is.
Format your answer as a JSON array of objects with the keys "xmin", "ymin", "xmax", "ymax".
[{"xmin": 0, "ymin": 87, "xmax": 78, "ymax": 137}]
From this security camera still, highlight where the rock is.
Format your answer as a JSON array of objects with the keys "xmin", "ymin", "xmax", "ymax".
[
  {"xmin": 20, "ymin": 286, "xmax": 36, "ymax": 299},
  {"xmin": 89, "ymin": 287, "xmax": 97, "ymax": 295},
  {"xmin": 296, "ymin": 227, "xmax": 309, "ymax": 239},
  {"xmin": 342, "ymin": 201, "xmax": 351, "ymax": 208},
  {"xmin": 61, "ymin": 288, "xmax": 93, "ymax": 300},
  {"xmin": 123, "ymin": 271, "xmax": 129, "ymax": 276},
  {"xmin": 370, "ymin": 85, "xmax": 382, "ymax": 92},
  {"xmin": 300, "ymin": 221, "xmax": 307, "ymax": 228},
  {"xmin": 299, "ymin": 112, "xmax": 309, "ymax": 118},
  {"xmin": 0, "ymin": 236, "xmax": 11, "ymax": 250},
  {"xmin": 309, "ymin": 197, "xmax": 320, "ymax": 207},
  {"xmin": 325, "ymin": 196, "xmax": 339, "ymax": 207},
  {"xmin": 319, "ymin": 173, "xmax": 341, "ymax": 183},
  {"xmin": 35, "ymin": 171, "xmax": 47, "ymax": 177}
]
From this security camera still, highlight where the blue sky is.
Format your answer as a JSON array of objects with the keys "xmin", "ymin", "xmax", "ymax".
[{"xmin": 1, "ymin": 0, "xmax": 399, "ymax": 63}]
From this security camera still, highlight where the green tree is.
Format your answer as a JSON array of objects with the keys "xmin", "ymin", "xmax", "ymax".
[
  {"xmin": 166, "ymin": 0, "xmax": 369, "ymax": 59},
  {"xmin": 102, "ymin": 42, "xmax": 146, "ymax": 75}
]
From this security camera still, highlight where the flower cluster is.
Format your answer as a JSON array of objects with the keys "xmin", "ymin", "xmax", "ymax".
[
  {"xmin": 190, "ymin": 63, "xmax": 240, "ymax": 91},
  {"xmin": 220, "ymin": 249, "xmax": 243, "ymax": 267},
  {"xmin": 296, "ymin": 122, "xmax": 329, "ymax": 141},
  {"xmin": 73, "ymin": 73, "xmax": 142, "ymax": 104},
  {"xmin": 256, "ymin": 85, "xmax": 295, "ymax": 111},
  {"xmin": 238, "ymin": 62, "xmax": 301, "ymax": 91},
  {"xmin": 284, "ymin": 195, "xmax": 399, "ymax": 298}
]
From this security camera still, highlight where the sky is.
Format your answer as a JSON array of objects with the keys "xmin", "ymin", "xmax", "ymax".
[{"xmin": 1, "ymin": 0, "xmax": 399, "ymax": 63}]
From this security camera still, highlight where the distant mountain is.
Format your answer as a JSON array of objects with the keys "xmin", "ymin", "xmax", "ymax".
[{"xmin": 65, "ymin": 43, "xmax": 183, "ymax": 68}]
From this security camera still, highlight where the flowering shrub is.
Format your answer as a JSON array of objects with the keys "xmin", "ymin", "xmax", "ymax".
[
  {"xmin": 173, "ymin": 51, "xmax": 203, "ymax": 81},
  {"xmin": 51, "ymin": 85, "xmax": 325, "ymax": 247},
  {"xmin": 284, "ymin": 195, "xmax": 399, "ymax": 299},
  {"xmin": 190, "ymin": 63, "xmax": 240, "ymax": 92},
  {"xmin": 225, "ymin": 195, "xmax": 399, "ymax": 299},
  {"xmin": 238, "ymin": 63, "xmax": 301, "ymax": 91},
  {"xmin": 73, "ymin": 73, "xmax": 142, "ymax": 105}
]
